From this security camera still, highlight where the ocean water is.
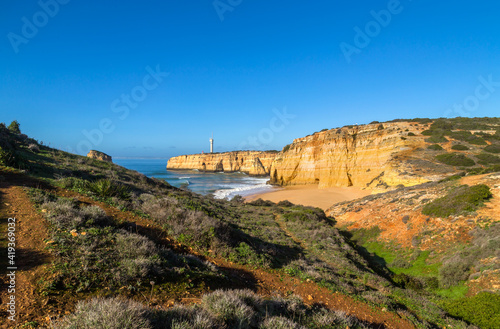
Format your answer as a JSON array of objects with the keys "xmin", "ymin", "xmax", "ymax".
[{"xmin": 114, "ymin": 158, "xmax": 275, "ymax": 199}]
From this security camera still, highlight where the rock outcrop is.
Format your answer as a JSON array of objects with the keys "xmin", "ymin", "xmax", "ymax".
[
  {"xmin": 87, "ymin": 150, "xmax": 112, "ymax": 163},
  {"xmin": 270, "ymin": 122, "xmax": 432, "ymax": 189},
  {"xmin": 167, "ymin": 151, "xmax": 278, "ymax": 176}
]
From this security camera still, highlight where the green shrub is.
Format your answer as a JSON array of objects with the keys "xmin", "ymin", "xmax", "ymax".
[
  {"xmin": 7, "ymin": 120, "xmax": 21, "ymax": 134},
  {"xmin": 468, "ymin": 136, "xmax": 488, "ymax": 145},
  {"xmin": 407, "ymin": 132, "xmax": 416, "ymax": 136},
  {"xmin": 427, "ymin": 144, "xmax": 443, "ymax": 151},
  {"xmin": 440, "ymin": 292, "xmax": 500, "ymax": 329},
  {"xmin": 451, "ymin": 144, "xmax": 469, "ymax": 151},
  {"xmin": 439, "ymin": 172, "xmax": 466, "ymax": 183},
  {"xmin": 422, "ymin": 184, "xmax": 492, "ymax": 217},
  {"xmin": 436, "ymin": 153, "xmax": 475, "ymax": 167},
  {"xmin": 247, "ymin": 198, "xmax": 275, "ymax": 207},
  {"xmin": 431, "ymin": 119, "xmax": 455, "ymax": 131},
  {"xmin": 476, "ymin": 152, "xmax": 500, "ymax": 164},
  {"xmin": 484, "ymin": 144, "xmax": 500, "ymax": 154},
  {"xmin": 228, "ymin": 242, "xmax": 270, "ymax": 267},
  {"xmin": 0, "ymin": 145, "xmax": 27, "ymax": 169},
  {"xmin": 377, "ymin": 124, "xmax": 384, "ymax": 130},
  {"xmin": 448, "ymin": 131, "xmax": 487, "ymax": 145},
  {"xmin": 425, "ymin": 135, "xmax": 448, "ymax": 143},
  {"xmin": 421, "ymin": 130, "xmax": 434, "ymax": 136},
  {"xmin": 87, "ymin": 179, "xmax": 131, "ymax": 199},
  {"xmin": 277, "ymin": 200, "xmax": 295, "ymax": 207},
  {"xmin": 393, "ymin": 273, "xmax": 423, "ymax": 290},
  {"xmin": 467, "ymin": 164, "xmax": 500, "ymax": 175},
  {"xmin": 282, "ymin": 144, "xmax": 291, "ymax": 152}
]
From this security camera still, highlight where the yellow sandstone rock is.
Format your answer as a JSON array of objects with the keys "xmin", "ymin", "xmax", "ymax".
[
  {"xmin": 270, "ymin": 122, "xmax": 429, "ymax": 189},
  {"xmin": 167, "ymin": 151, "xmax": 277, "ymax": 176}
]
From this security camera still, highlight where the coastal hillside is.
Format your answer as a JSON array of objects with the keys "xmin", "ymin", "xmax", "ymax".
[
  {"xmin": 270, "ymin": 118, "xmax": 500, "ymax": 190},
  {"xmin": 1, "ymin": 119, "xmax": 497, "ymax": 328},
  {"xmin": 167, "ymin": 150, "xmax": 277, "ymax": 175}
]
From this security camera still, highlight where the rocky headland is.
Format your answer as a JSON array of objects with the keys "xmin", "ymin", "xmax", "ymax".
[
  {"xmin": 87, "ymin": 149, "xmax": 113, "ymax": 162},
  {"xmin": 166, "ymin": 151, "xmax": 278, "ymax": 176}
]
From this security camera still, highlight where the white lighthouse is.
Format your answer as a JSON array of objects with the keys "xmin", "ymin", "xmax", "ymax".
[{"xmin": 209, "ymin": 133, "xmax": 214, "ymax": 153}]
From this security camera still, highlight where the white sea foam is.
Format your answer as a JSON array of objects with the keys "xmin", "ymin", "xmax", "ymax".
[{"xmin": 213, "ymin": 182, "xmax": 273, "ymax": 200}]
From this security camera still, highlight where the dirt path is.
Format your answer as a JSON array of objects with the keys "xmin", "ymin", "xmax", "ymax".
[{"xmin": 0, "ymin": 182, "xmax": 53, "ymax": 328}]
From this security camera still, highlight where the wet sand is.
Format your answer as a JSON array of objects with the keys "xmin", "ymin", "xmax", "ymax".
[{"xmin": 245, "ymin": 184, "xmax": 371, "ymax": 210}]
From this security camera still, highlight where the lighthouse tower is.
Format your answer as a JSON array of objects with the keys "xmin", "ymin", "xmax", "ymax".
[{"xmin": 209, "ymin": 133, "xmax": 214, "ymax": 153}]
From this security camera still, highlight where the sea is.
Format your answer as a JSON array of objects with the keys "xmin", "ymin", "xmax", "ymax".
[{"xmin": 114, "ymin": 158, "xmax": 276, "ymax": 200}]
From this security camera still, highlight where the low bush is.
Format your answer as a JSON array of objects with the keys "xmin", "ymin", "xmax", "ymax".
[
  {"xmin": 484, "ymin": 144, "xmax": 500, "ymax": 154},
  {"xmin": 436, "ymin": 153, "xmax": 475, "ymax": 167},
  {"xmin": 467, "ymin": 164, "xmax": 500, "ymax": 175},
  {"xmin": 247, "ymin": 198, "xmax": 275, "ymax": 207},
  {"xmin": 57, "ymin": 290, "xmax": 369, "ymax": 329},
  {"xmin": 54, "ymin": 297, "xmax": 152, "ymax": 329},
  {"xmin": 425, "ymin": 135, "xmax": 448, "ymax": 143},
  {"xmin": 393, "ymin": 273, "xmax": 423, "ymax": 290},
  {"xmin": 58, "ymin": 177, "xmax": 130, "ymax": 200},
  {"xmin": 451, "ymin": 144, "xmax": 469, "ymax": 151},
  {"xmin": 422, "ymin": 184, "xmax": 492, "ymax": 218},
  {"xmin": 8, "ymin": 120, "xmax": 21, "ymax": 134},
  {"xmin": 87, "ymin": 179, "xmax": 131, "ymax": 199},
  {"xmin": 448, "ymin": 131, "xmax": 487, "ymax": 145},
  {"xmin": 440, "ymin": 292, "xmax": 500, "ymax": 329},
  {"xmin": 476, "ymin": 152, "xmax": 500, "ymax": 164},
  {"xmin": 427, "ymin": 144, "xmax": 443, "ymax": 151},
  {"xmin": 439, "ymin": 223, "xmax": 500, "ymax": 288},
  {"xmin": 277, "ymin": 200, "xmax": 295, "ymax": 207}
]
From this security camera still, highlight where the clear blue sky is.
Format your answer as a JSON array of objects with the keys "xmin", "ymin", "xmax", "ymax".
[{"xmin": 1, "ymin": 0, "xmax": 499, "ymax": 157}]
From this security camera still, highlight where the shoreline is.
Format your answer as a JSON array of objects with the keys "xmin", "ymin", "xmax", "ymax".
[{"xmin": 245, "ymin": 184, "xmax": 371, "ymax": 210}]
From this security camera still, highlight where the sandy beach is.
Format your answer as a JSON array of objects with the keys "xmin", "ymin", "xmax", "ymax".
[{"xmin": 245, "ymin": 184, "xmax": 371, "ymax": 210}]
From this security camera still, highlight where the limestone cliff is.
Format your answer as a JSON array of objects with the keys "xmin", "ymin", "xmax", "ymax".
[
  {"xmin": 167, "ymin": 151, "xmax": 278, "ymax": 176},
  {"xmin": 270, "ymin": 122, "xmax": 434, "ymax": 189},
  {"xmin": 87, "ymin": 150, "xmax": 112, "ymax": 163}
]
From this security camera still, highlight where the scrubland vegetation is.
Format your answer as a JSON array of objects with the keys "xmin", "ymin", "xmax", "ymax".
[
  {"xmin": 54, "ymin": 290, "xmax": 369, "ymax": 329},
  {"xmin": 1, "ymin": 118, "xmax": 498, "ymax": 328}
]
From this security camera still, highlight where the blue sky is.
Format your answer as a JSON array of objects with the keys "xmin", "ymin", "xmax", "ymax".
[{"xmin": 1, "ymin": 0, "xmax": 499, "ymax": 158}]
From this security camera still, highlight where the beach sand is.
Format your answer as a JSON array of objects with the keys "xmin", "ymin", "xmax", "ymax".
[{"xmin": 245, "ymin": 184, "xmax": 371, "ymax": 210}]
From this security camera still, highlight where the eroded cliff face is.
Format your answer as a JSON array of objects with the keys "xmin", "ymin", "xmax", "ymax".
[
  {"xmin": 87, "ymin": 150, "xmax": 112, "ymax": 163},
  {"xmin": 167, "ymin": 151, "xmax": 278, "ymax": 176},
  {"xmin": 270, "ymin": 122, "xmax": 431, "ymax": 189}
]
